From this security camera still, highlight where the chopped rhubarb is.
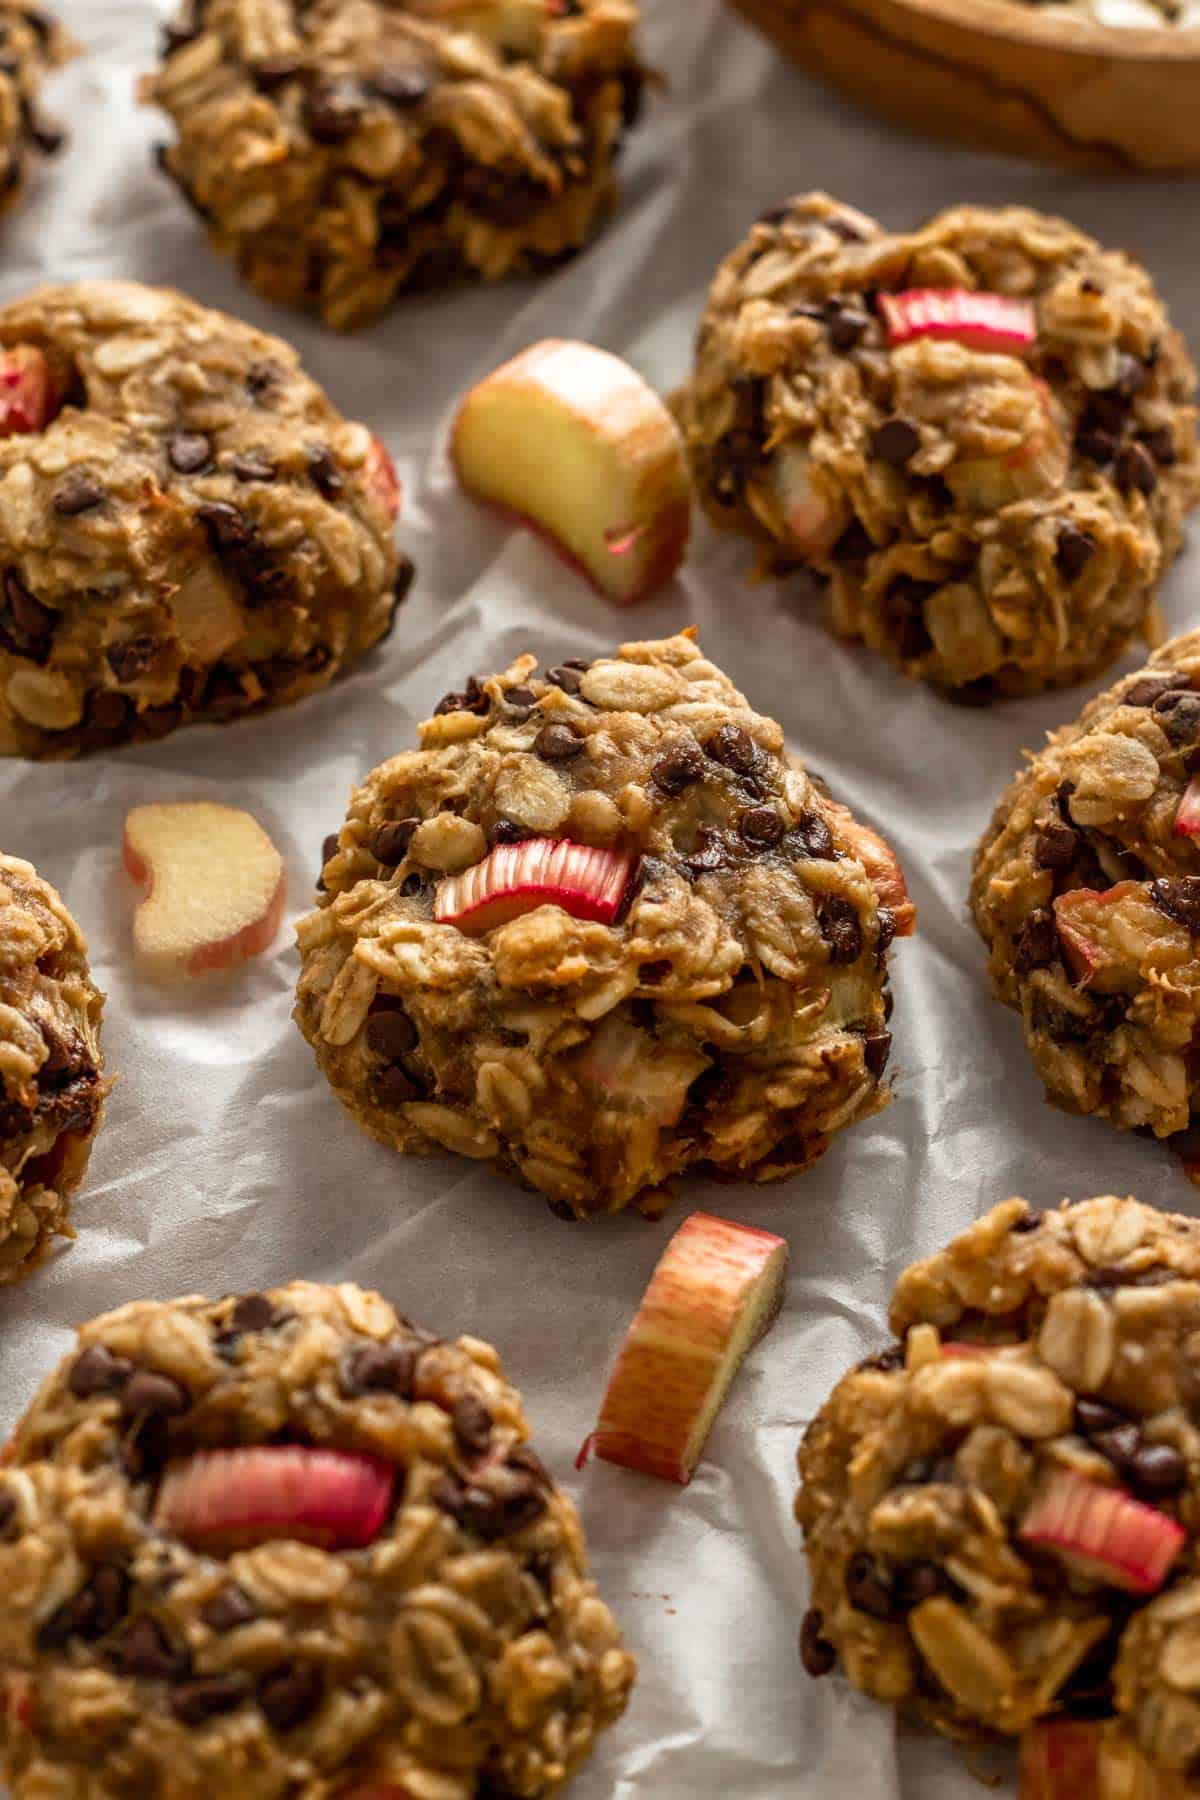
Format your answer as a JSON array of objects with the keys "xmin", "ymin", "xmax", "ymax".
[
  {"xmin": 153, "ymin": 1446, "xmax": 394, "ymax": 1552},
  {"xmin": 434, "ymin": 838, "xmax": 632, "ymax": 936},
  {"xmin": 1019, "ymin": 1470, "xmax": 1184, "ymax": 1594},
  {"xmin": 946, "ymin": 379, "xmax": 1067, "ymax": 512},
  {"xmin": 0, "ymin": 346, "xmax": 57, "ymax": 438},
  {"xmin": 1175, "ymin": 774, "xmax": 1200, "ymax": 837},
  {"xmin": 1053, "ymin": 882, "xmax": 1140, "ymax": 984},
  {"xmin": 767, "ymin": 443, "xmax": 846, "ymax": 556},
  {"xmin": 571, "ymin": 1014, "xmax": 710, "ymax": 1124},
  {"xmin": 586, "ymin": 1212, "xmax": 789, "ymax": 1486},
  {"xmin": 824, "ymin": 800, "xmax": 915, "ymax": 936},
  {"xmin": 364, "ymin": 435, "xmax": 401, "ymax": 521},
  {"xmin": 878, "ymin": 288, "xmax": 1037, "ymax": 355},
  {"xmin": 1020, "ymin": 1717, "xmax": 1185, "ymax": 1799}
]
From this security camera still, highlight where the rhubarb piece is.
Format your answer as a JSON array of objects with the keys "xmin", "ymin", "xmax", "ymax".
[
  {"xmin": 166, "ymin": 563, "xmax": 245, "ymax": 664},
  {"xmin": 452, "ymin": 340, "xmax": 691, "ymax": 605},
  {"xmin": 767, "ymin": 443, "xmax": 848, "ymax": 556},
  {"xmin": 364, "ymin": 435, "xmax": 401, "ymax": 522},
  {"xmin": 1020, "ymin": 1718, "xmax": 1186, "ymax": 1800},
  {"xmin": 1051, "ymin": 882, "xmax": 1143, "ymax": 983},
  {"xmin": 0, "ymin": 345, "xmax": 56, "ymax": 437},
  {"xmin": 434, "ymin": 838, "xmax": 632, "ymax": 936},
  {"xmin": 1019, "ymin": 1470, "xmax": 1184, "ymax": 1594},
  {"xmin": 824, "ymin": 799, "xmax": 915, "ymax": 937},
  {"xmin": 878, "ymin": 288, "xmax": 1037, "ymax": 354},
  {"xmin": 1175, "ymin": 773, "xmax": 1200, "ymax": 837},
  {"xmin": 123, "ymin": 801, "xmax": 286, "ymax": 980},
  {"xmin": 946, "ymin": 379, "xmax": 1068, "ymax": 512},
  {"xmin": 588, "ymin": 1212, "xmax": 788, "ymax": 1484},
  {"xmin": 571, "ymin": 1015, "xmax": 710, "ymax": 1124},
  {"xmin": 154, "ymin": 1445, "xmax": 394, "ymax": 1551}
]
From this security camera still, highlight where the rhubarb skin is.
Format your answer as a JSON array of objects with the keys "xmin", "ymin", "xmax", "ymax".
[
  {"xmin": 123, "ymin": 802, "xmax": 286, "ymax": 980},
  {"xmin": 1020, "ymin": 1471, "xmax": 1185, "ymax": 1595},
  {"xmin": 824, "ymin": 799, "xmax": 915, "ymax": 937},
  {"xmin": 1020, "ymin": 1718, "xmax": 1187, "ymax": 1800},
  {"xmin": 592, "ymin": 1212, "xmax": 789, "ymax": 1485},
  {"xmin": 1175, "ymin": 774, "xmax": 1200, "ymax": 837}
]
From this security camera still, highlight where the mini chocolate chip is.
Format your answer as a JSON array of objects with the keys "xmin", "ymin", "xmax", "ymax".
[
  {"xmin": 1152, "ymin": 689, "xmax": 1200, "ymax": 744},
  {"xmin": 1014, "ymin": 908, "xmax": 1060, "ymax": 975},
  {"xmin": 196, "ymin": 500, "xmax": 256, "ymax": 553},
  {"xmin": 366, "ymin": 1009, "xmax": 417, "ymax": 1060},
  {"xmin": 1074, "ymin": 1398, "xmax": 1127, "ymax": 1438},
  {"xmin": 652, "ymin": 743, "xmax": 705, "ymax": 794},
  {"xmin": 504, "ymin": 686, "xmax": 536, "ymax": 711},
  {"xmin": 1129, "ymin": 1443, "xmax": 1187, "ymax": 1496},
  {"xmin": 168, "ymin": 432, "xmax": 213, "ymax": 475},
  {"xmin": 115, "ymin": 1614, "xmax": 186, "ymax": 1680},
  {"xmin": 534, "ymin": 721, "xmax": 583, "ymax": 761},
  {"xmin": 1124, "ymin": 671, "xmax": 1181, "ymax": 708},
  {"xmin": 230, "ymin": 1293, "xmax": 277, "ymax": 1333},
  {"xmin": 370, "ymin": 65, "xmax": 431, "ymax": 106},
  {"xmin": 845, "ymin": 1552, "xmax": 895, "ymax": 1621},
  {"xmin": 833, "ymin": 518, "xmax": 874, "ymax": 565},
  {"xmin": 375, "ymin": 1065, "xmax": 421, "ymax": 1106},
  {"xmin": 739, "ymin": 805, "xmax": 784, "ymax": 847},
  {"xmin": 490, "ymin": 819, "xmax": 530, "ymax": 847},
  {"xmin": 1151, "ymin": 877, "xmax": 1200, "ymax": 934},
  {"xmin": 704, "ymin": 724, "xmax": 760, "ymax": 774},
  {"xmin": 453, "ymin": 1393, "xmax": 494, "ymax": 1456},
  {"xmin": 370, "ymin": 819, "xmax": 418, "ymax": 865},
  {"xmin": 871, "ymin": 417, "xmax": 920, "ymax": 466},
  {"xmin": 1033, "ymin": 818, "xmax": 1079, "ymax": 874},
  {"xmin": 1140, "ymin": 427, "xmax": 1177, "ymax": 466},
  {"xmin": 305, "ymin": 444, "xmax": 343, "ymax": 498},
  {"xmin": 305, "ymin": 77, "xmax": 365, "ymax": 143},
  {"xmin": 800, "ymin": 1608, "xmax": 836, "ymax": 1677},
  {"xmin": 106, "ymin": 635, "xmax": 160, "ymax": 684},
  {"xmin": 685, "ymin": 825, "xmax": 732, "ymax": 875},
  {"xmin": 3, "ymin": 569, "xmax": 54, "ymax": 653},
  {"xmin": 546, "ymin": 665, "xmax": 583, "ymax": 694},
  {"xmin": 1076, "ymin": 425, "xmax": 1116, "ymax": 464},
  {"xmin": 856, "ymin": 1344, "xmax": 904, "ymax": 1374},
  {"xmin": 1117, "ymin": 441, "xmax": 1157, "ymax": 495},
  {"xmin": 432, "ymin": 1474, "xmax": 546, "ymax": 1540},
  {"xmin": 172, "ymin": 1675, "xmax": 248, "ymax": 1725},
  {"xmin": 875, "ymin": 908, "xmax": 897, "ymax": 960},
  {"xmin": 201, "ymin": 1585, "xmax": 257, "ymax": 1633},
  {"xmin": 507, "ymin": 1446, "xmax": 552, "ymax": 1487},
  {"xmin": 52, "ymin": 474, "xmax": 105, "ymax": 516},
  {"xmin": 561, "ymin": 657, "xmax": 590, "ymax": 672},
  {"xmin": 861, "ymin": 1029, "xmax": 891, "ymax": 1080},
  {"xmin": 783, "ymin": 810, "xmax": 835, "ymax": 860},
  {"xmin": 817, "ymin": 895, "xmax": 862, "ymax": 964},
  {"xmin": 121, "ymin": 1370, "xmax": 188, "ymax": 1420},
  {"xmin": 341, "ymin": 1340, "xmax": 416, "ymax": 1398},
  {"xmin": 1092, "ymin": 1424, "xmax": 1141, "ymax": 1472},
  {"xmin": 1055, "ymin": 524, "xmax": 1095, "ymax": 580},
  {"xmin": 258, "ymin": 1663, "xmax": 323, "ymax": 1732},
  {"xmin": 68, "ymin": 1343, "xmax": 134, "ymax": 1398},
  {"xmin": 894, "ymin": 1562, "xmax": 945, "ymax": 1610},
  {"xmin": 231, "ymin": 452, "xmax": 276, "ymax": 483},
  {"xmin": 827, "ymin": 305, "xmax": 868, "ymax": 351},
  {"xmin": 1011, "ymin": 1209, "xmax": 1044, "ymax": 1234},
  {"xmin": 434, "ymin": 676, "xmax": 489, "ymax": 717},
  {"xmin": 84, "ymin": 689, "xmax": 131, "ymax": 736}
]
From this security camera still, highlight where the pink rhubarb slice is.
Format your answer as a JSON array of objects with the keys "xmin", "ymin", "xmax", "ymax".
[
  {"xmin": 434, "ymin": 838, "xmax": 632, "ymax": 936},
  {"xmin": 0, "ymin": 346, "xmax": 57, "ymax": 438},
  {"xmin": 1020, "ymin": 1717, "xmax": 1186, "ymax": 1799},
  {"xmin": 1019, "ymin": 1470, "xmax": 1184, "ymax": 1595},
  {"xmin": 364, "ymin": 435, "xmax": 402, "ymax": 521},
  {"xmin": 153, "ymin": 1446, "xmax": 394, "ymax": 1552},
  {"xmin": 1175, "ymin": 774, "xmax": 1200, "ymax": 837},
  {"xmin": 585, "ymin": 1212, "xmax": 789, "ymax": 1486},
  {"xmin": 878, "ymin": 288, "xmax": 1037, "ymax": 355}
]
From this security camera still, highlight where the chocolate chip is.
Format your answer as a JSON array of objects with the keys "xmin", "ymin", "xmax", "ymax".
[
  {"xmin": 507, "ymin": 1446, "xmax": 552, "ymax": 1488},
  {"xmin": 121, "ymin": 1371, "xmax": 188, "ymax": 1421},
  {"xmin": 704, "ymin": 724, "xmax": 760, "ymax": 774},
  {"xmin": 737, "ymin": 806, "xmax": 782, "ymax": 849},
  {"xmin": 1128, "ymin": 1442, "xmax": 1187, "ymax": 1496},
  {"xmin": 1014, "ymin": 907, "xmax": 1059, "ymax": 974},
  {"xmin": 685, "ymin": 825, "xmax": 732, "ymax": 875},
  {"xmin": 1, "ymin": 568, "xmax": 54, "ymax": 659},
  {"xmin": 453, "ymin": 1393, "xmax": 494, "ymax": 1456},
  {"xmin": 1075, "ymin": 425, "xmax": 1116, "ymax": 464},
  {"xmin": 1152, "ymin": 688, "xmax": 1200, "ymax": 744},
  {"xmin": 503, "ymin": 686, "xmax": 536, "ymax": 711},
  {"xmin": 168, "ymin": 431, "xmax": 213, "ymax": 474},
  {"xmin": 375, "ymin": 1065, "xmax": 421, "ymax": 1106},
  {"xmin": 246, "ymin": 360, "xmax": 281, "ymax": 401},
  {"xmin": 251, "ymin": 54, "xmax": 301, "ymax": 90},
  {"xmin": 52, "ymin": 474, "xmax": 105, "ymax": 516},
  {"xmin": 1124, "ymin": 671, "xmax": 1181, "ymax": 708},
  {"xmin": 1092, "ymin": 1424, "xmax": 1141, "ymax": 1473},
  {"xmin": 756, "ymin": 201, "xmax": 793, "ymax": 226},
  {"xmin": 305, "ymin": 77, "xmax": 365, "ymax": 143},
  {"xmin": 231, "ymin": 452, "xmax": 276, "ymax": 483},
  {"xmin": 369, "ymin": 65, "xmax": 431, "ymax": 106},
  {"xmin": 432, "ymin": 1473, "xmax": 546, "ymax": 1541},
  {"xmin": 115, "ymin": 1614, "xmax": 187, "ymax": 1680},
  {"xmin": 370, "ymin": 819, "xmax": 418, "ymax": 865},
  {"xmin": 861, "ymin": 1029, "xmax": 891, "ymax": 1080},
  {"xmin": 1012, "ymin": 1209, "xmax": 1044, "ymax": 1234},
  {"xmin": 1033, "ymin": 818, "xmax": 1079, "ymax": 874},
  {"xmin": 341, "ymin": 1340, "xmax": 416, "ymax": 1398},
  {"xmin": 305, "ymin": 444, "xmax": 343, "ymax": 498},
  {"xmin": 652, "ymin": 743, "xmax": 705, "ymax": 794},
  {"xmin": 68, "ymin": 1343, "xmax": 134, "ymax": 1399},
  {"xmin": 800, "ymin": 1608, "xmax": 836, "ymax": 1677},
  {"xmin": 856, "ymin": 1344, "xmax": 904, "ymax": 1374},
  {"xmin": 106, "ymin": 635, "xmax": 160, "ymax": 684},
  {"xmin": 816, "ymin": 895, "xmax": 862, "ymax": 964},
  {"xmin": 826, "ymin": 305, "xmax": 869, "ymax": 351},
  {"xmin": 832, "ymin": 518, "xmax": 874, "ymax": 566},
  {"xmin": 196, "ymin": 500, "xmax": 256, "ymax": 553},
  {"xmin": 39, "ymin": 1565, "xmax": 130, "ymax": 1649},
  {"xmin": 258, "ymin": 1663, "xmax": 323, "ymax": 1732},
  {"xmin": 172, "ymin": 1675, "xmax": 248, "ymax": 1725},
  {"xmin": 435, "ymin": 676, "xmax": 489, "ymax": 717},
  {"xmin": 845, "ymin": 1552, "xmax": 895, "ymax": 1620},
  {"xmin": 894, "ymin": 1562, "xmax": 945, "ymax": 1610},
  {"xmin": 534, "ymin": 721, "xmax": 583, "ymax": 761},
  {"xmin": 366, "ymin": 1008, "xmax": 418, "ymax": 1060},
  {"xmin": 490, "ymin": 820, "xmax": 531, "ymax": 849},
  {"xmin": 783, "ymin": 810, "xmax": 834, "ymax": 860},
  {"xmin": 230, "ymin": 1293, "xmax": 277, "ymax": 1333},
  {"xmin": 1074, "ymin": 1398, "xmax": 1127, "ymax": 1438},
  {"xmin": 1151, "ymin": 877, "xmax": 1200, "ymax": 934},
  {"xmin": 1116, "ymin": 440, "xmax": 1157, "ymax": 495},
  {"xmin": 871, "ymin": 416, "xmax": 920, "ymax": 466},
  {"xmin": 201, "ymin": 1585, "xmax": 257, "ymax": 1633},
  {"xmin": 1140, "ymin": 427, "xmax": 1176, "ymax": 467},
  {"xmin": 883, "ymin": 576, "xmax": 936, "ymax": 662},
  {"xmin": 1054, "ymin": 525, "xmax": 1094, "ymax": 580},
  {"xmin": 546, "ymin": 665, "xmax": 583, "ymax": 694}
]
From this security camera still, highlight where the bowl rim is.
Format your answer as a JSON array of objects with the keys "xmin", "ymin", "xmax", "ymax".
[{"xmin": 870, "ymin": 0, "xmax": 1200, "ymax": 58}]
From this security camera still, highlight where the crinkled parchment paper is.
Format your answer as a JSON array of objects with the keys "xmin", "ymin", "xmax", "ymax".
[{"xmin": 2, "ymin": 3, "xmax": 1200, "ymax": 1794}]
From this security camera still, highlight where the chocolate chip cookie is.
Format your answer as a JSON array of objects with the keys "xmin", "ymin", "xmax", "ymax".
[
  {"xmin": 676, "ymin": 195, "xmax": 1200, "ymax": 698},
  {"xmin": 0, "ymin": 1280, "xmax": 635, "ymax": 1798},
  {"xmin": 0, "ymin": 4, "xmax": 71, "ymax": 216},
  {"xmin": 0, "ymin": 282, "xmax": 407, "ymax": 758},
  {"xmin": 972, "ymin": 629, "xmax": 1200, "ymax": 1167},
  {"xmin": 143, "ymin": 0, "xmax": 646, "ymax": 331},
  {"xmin": 797, "ymin": 1194, "xmax": 1200, "ymax": 1780},
  {"xmin": 294, "ymin": 630, "xmax": 914, "ymax": 1219},
  {"xmin": 0, "ymin": 853, "xmax": 107, "ymax": 1281}
]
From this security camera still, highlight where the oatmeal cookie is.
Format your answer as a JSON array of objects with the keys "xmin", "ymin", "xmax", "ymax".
[
  {"xmin": 797, "ymin": 1194, "xmax": 1200, "ymax": 1774},
  {"xmin": 0, "ymin": 281, "xmax": 407, "ymax": 759},
  {"xmin": 0, "ymin": 853, "xmax": 107, "ymax": 1282},
  {"xmin": 0, "ymin": 5, "xmax": 71, "ymax": 215},
  {"xmin": 0, "ymin": 1280, "xmax": 635, "ymax": 1799},
  {"xmin": 676, "ymin": 194, "xmax": 1200, "ymax": 698},
  {"xmin": 142, "ymin": 0, "xmax": 646, "ymax": 331},
  {"xmin": 294, "ymin": 630, "xmax": 914, "ymax": 1219},
  {"xmin": 972, "ymin": 629, "xmax": 1200, "ymax": 1164}
]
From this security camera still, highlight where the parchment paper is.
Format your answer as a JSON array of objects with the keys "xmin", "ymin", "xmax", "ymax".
[{"xmin": 3, "ymin": 4, "xmax": 1199, "ymax": 1793}]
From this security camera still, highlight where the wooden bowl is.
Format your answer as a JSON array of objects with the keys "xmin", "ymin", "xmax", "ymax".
[{"xmin": 726, "ymin": 0, "xmax": 1200, "ymax": 172}]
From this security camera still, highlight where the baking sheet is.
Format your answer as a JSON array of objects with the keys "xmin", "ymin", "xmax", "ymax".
[{"xmin": 3, "ymin": 3, "xmax": 1200, "ymax": 1793}]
